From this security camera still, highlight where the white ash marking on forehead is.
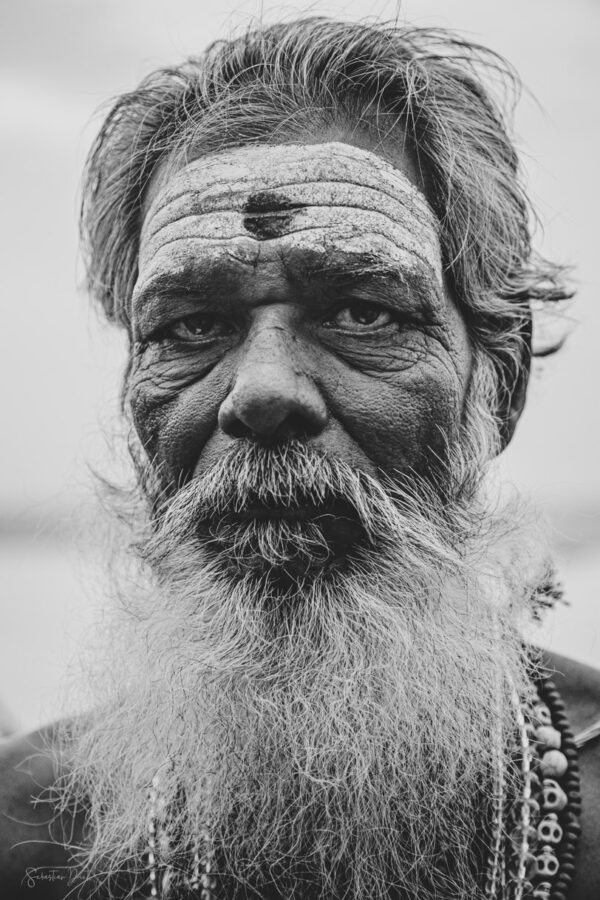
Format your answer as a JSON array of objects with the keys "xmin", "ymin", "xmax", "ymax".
[
  {"xmin": 141, "ymin": 206, "xmax": 439, "ymax": 269},
  {"xmin": 145, "ymin": 181, "xmax": 434, "ymax": 242},
  {"xmin": 146, "ymin": 142, "xmax": 437, "ymax": 230},
  {"xmin": 138, "ymin": 142, "xmax": 443, "ymax": 289}
]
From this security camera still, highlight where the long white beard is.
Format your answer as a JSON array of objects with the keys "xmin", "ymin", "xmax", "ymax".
[{"xmin": 56, "ymin": 366, "xmax": 549, "ymax": 900}]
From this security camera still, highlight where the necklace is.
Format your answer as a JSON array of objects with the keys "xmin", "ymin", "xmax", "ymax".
[
  {"xmin": 481, "ymin": 674, "xmax": 581, "ymax": 900},
  {"xmin": 146, "ymin": 674, "xmax": 581, "ymax": 900}
]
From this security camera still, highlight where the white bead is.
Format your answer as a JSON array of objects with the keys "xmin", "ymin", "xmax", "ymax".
[
  {"xmin": 535, "ymin": 725, "xmax": 561, "ymax": 750},
  {"xmin": 540, "ymin": 749, "xmax": 568, "ymax": 778}
]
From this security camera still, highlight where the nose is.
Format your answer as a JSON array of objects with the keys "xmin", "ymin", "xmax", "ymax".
[{"xmin": 218, "ymin": 318, "xmax": 328, "ymax": 442}]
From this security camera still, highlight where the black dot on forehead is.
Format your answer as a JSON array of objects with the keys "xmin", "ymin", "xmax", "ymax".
[
  {"xmin": 243, "ymin": 191, "xmax": 306, "ymax": 241},
  {"xmin": 244, "ymin": 191, "xmax": 304, "ymax": 215}
]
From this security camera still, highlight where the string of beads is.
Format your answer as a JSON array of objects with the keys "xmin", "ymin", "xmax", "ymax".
[{"xmin": 483, "ymin": 676, "xmax": 581, "ymax": 900}]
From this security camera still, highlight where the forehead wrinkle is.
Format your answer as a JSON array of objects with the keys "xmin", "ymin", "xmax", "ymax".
[
  {"xmin": 134, "ymin": 243, "xmax": 261, "ymax": 299},
  {"xmin": 140, "ymin": 201, "xmax": 442, "ymax": 281},
  {"xmin": 135, "ymin": 239, "xmax": 436, "ymax": 298},
  {"xmin": 140, "ymin": 227, "xmax": 441, "ymax": 286},
  {"xmin": 145, "ymin": 196, "xmax": 434, "ymax": 246},
  {"xmin": 149, "ymin": 140, "xmax": 424, "ymax": 193},
  {"xmin": 142, "ymin": 140, "xmax": 436, "ymax": 232},
  {"xmin": 144, "ymin": 177, "xmax": 436, "ymax": 244},
  {"xmin": 148, "ymin": 176, "xmax": 431, "ymax": 219},
  {"xmin": 143, "ymin": 209, "xmax": 435, "ymax": 256}
]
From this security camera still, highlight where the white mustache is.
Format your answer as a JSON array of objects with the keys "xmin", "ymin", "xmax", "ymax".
[{"xmin": 155, "ymin": 441, "xmax": 443, "ymax": 547}]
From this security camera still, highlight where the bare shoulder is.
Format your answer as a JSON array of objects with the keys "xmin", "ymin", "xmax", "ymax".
[
  {"xmin": 0, "ymin": 724, "xmax": 82, "ymax": 899},
  {"xmin": 544, "ymin": 651, "xmax": 600, "ymax": 900}
]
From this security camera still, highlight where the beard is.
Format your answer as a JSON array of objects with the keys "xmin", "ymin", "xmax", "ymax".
[{"xmin": 55, "ymin": 360, "xmax": 549, "ymax": 900}]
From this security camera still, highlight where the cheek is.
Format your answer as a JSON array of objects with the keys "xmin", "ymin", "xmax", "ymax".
[
  {"xmin": 129, "ymin": 359, "xmax": 231, "ymax": 484},
  {"xmin": 326, "ymin": 357, "xmax": 469, "ymax": 478}
]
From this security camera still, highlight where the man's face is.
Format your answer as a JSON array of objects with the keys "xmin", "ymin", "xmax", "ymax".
[{"xmin": 129, "ymin": 141, "xmax": 473, "ymax": 508}]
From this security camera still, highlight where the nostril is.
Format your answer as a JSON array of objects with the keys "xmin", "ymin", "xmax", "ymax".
[
  {"xmin": 226, "ymin": 418, "xmax": 256, "ymax": 439},
  {"xmin": 278, "ymin": 412, "xmax": 323, "ymax": 440},
  {"xmin": 221, "ymin": 408, "xmax": 324, "ymax": 442},
  {"xmin": 218, "ymin": 369, "xmax": 328, "ymax": 440}
]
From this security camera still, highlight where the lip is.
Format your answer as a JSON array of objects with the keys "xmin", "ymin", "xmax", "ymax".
[
  {"xmin": 201, "ymin": 497, "xmax": 367, "ymax": 561},
  {"xmin": 219, "ymin": 495, "xmax": 359, "ymax": 525},
  {"xmin": 238, "ymin": 504, "xmax": 342, "ymax": 523}
]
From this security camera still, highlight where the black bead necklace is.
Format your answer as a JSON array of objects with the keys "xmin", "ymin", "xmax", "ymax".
[{"xmin": 535, "ymin": 676, "xmax": 582, "ymax": 900}]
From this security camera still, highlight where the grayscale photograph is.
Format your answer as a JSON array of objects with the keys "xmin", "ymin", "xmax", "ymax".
[{"xmin": 0, "ymin": 1, "xmax": 598, "ymax": 898}]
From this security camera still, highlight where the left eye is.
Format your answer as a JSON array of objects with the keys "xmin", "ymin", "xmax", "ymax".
[
  {"xmin": 166, "ymin": 313, "xmax": 230, "ymax": 341},
  {"xmin": 330, "ymin": 302, "xmax": 393, "ymax": 329}
]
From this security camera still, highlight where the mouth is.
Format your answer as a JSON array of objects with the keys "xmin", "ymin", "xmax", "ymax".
[
  {"xmin": 197, "ymin": 494, "xmax": 367, "ymax": 574},
  {"xmin": 234, "ymin": 498, "xmax": 357, "ymax": 524}
]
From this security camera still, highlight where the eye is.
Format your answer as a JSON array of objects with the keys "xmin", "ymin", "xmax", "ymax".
[
  {"xmin": 163, "ymin": 312, "xmax": 233, "ymax": 342},
  {"xmin": 329, "ymin": 301, "xmax": 394, "ymax": 330}
]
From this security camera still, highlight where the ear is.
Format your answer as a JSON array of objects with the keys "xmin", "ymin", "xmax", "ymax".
[{"xmin": 497, "ymin": 316, "xmax": 532, "ymax": 451}]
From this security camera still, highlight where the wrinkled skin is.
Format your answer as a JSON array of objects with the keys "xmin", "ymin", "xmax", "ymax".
[{"xmin": 128, "ymin": 141, "xmax": 474, "ymax": 494}]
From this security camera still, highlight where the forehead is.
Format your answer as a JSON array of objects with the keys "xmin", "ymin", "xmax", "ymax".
[{"xmin": 137, "ymin": 142, "xmax": 443, "ymax": 294}]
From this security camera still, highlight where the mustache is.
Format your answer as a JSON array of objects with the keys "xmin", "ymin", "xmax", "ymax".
[
  {"xmin": 142, "ymin": 441, "xmax": 464, "ymax": 581},
  {"xmin": 154, "ymin": 442, "xmax": 406, "ymax": 539}
]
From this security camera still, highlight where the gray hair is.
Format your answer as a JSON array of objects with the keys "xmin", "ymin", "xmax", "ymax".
[{"xmin": 81, "ymin": 17, "xmax": 570, "ymax": 418}]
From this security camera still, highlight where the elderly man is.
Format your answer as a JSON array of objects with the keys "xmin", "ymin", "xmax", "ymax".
[{"xmin": 1, "ymin": 17, "xmax": 599, "ymax": 900}]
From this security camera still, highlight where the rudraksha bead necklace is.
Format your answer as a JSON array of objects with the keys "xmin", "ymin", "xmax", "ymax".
[{"xmin": 483, "ymin": 676, "xmax": 581, "ymax": 900}]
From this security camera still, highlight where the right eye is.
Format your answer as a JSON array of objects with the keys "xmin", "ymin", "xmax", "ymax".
[{"xmin": 162, "ymin": 312, "xmax": 233, "ymax": 342}]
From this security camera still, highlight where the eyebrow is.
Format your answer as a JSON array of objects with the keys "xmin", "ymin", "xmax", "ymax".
[
  {"xmin": 132, "ymin": 261, "xmax": 237, "ymax": 337},
  {"xmin": 283, "ymin": 249, "xmax": 443, "ymax": 312},
  {"xmin": 132, "ymin": 247, "xmax": 443, "ymax": 334}
]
